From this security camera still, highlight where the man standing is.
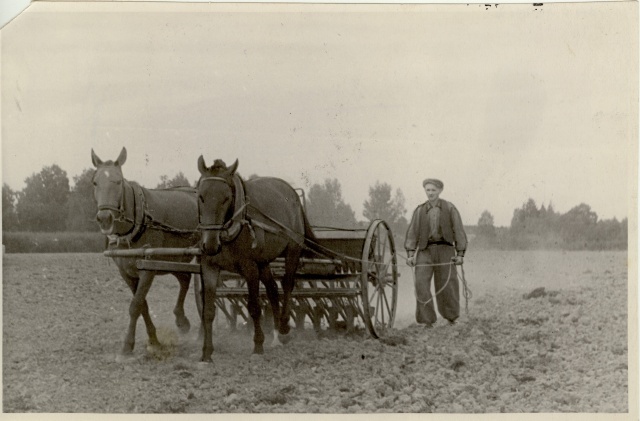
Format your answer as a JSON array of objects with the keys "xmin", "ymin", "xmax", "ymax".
[{"xmin": 405, "ymin": 178, "xmax": 467, "ymax": 327}]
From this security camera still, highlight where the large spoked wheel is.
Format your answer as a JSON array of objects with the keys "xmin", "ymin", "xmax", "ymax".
[{"xmin": 361, "ymin": 219, "xmax": 398, "ymax": 338}]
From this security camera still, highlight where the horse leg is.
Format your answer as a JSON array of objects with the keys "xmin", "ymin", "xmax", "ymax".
[
  {"xmin": 279, "ymin": 246, "xmax": 302, "ymax": 337},
  {"xmin": 259, "ymin": 265, "xmax": 282, "ymax": 348},
  {"xmin": 200, "ymin": 261, "xmax": 219, "ymax": 362},
  {"xmin": 244, "ymin": 265, "xmax": 265, "ymax": 354},
  {"xmin": 173, "ymin": 272, "xmax": 191, "ymax": 334},
  {"xmin": 122, "ymin": 271, "xmax": 159, "ymax": 356},
  {"xmin": 193, "ymin": 272, "xmax": 205, "ymax": 341}
]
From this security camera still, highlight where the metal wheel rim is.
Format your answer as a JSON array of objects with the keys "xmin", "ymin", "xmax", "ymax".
[{"xmin": 360, "ymin": 219, "xmax": 398, "ymax": 338}]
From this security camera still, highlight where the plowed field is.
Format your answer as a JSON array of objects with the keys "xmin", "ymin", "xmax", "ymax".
[{"xmin": 2, "ymin": 250, "xmax": 631, "ymax": 414}]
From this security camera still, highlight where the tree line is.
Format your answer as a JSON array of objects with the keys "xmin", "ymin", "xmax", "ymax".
[
  {"xmin": 2, "ymin": 164, "xmax": 628, "ymax": 250},
  {"xmin": 1, "ymin": 165, "xmax": 409, "ymax": 237},
  {"xmin": 473, "ymin": 199, "xmax": 627, "ymax": 250}
]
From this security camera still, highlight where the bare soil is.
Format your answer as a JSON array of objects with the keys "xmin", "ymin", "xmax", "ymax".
[{"xmin": 2, "ymin": 250, "xmax": 630, "ymax": 413}]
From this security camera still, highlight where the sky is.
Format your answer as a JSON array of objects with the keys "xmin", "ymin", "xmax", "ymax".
[{"xmin": 1, "ymin": 1, "xmax": 637, "ymax": 227}]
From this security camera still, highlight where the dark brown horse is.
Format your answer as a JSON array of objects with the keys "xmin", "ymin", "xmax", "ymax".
[
  {"xmin": 92, "ymin": 147, "xmax": 200, "ymax": 360},
  {"xmin": 196, "ymin": 157, "xmax": 322, "ymax": 361}
]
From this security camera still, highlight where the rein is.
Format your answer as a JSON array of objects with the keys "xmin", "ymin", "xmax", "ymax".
[
  {"xmin": 197, "ymin": 174, "xmax": 255, "ymax": 245},
  {"xmin": 197, "ymin": 202, "xmax": 248, "ymax": 232},
  {"xmin": 101, "ymin": 179, "xmax": 198, "ymax": 248},
  {"xmin": 102, "ymin": 180, "xmax": 145, "ymax": 245},
  {"xmin": 406, "ymin": 255, "xmax": 472, "ymax": 315}
]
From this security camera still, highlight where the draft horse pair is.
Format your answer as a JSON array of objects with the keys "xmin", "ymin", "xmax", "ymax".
[{"xmin": 92, "ymin": 148, "xmax": 320, "ymax": 362}]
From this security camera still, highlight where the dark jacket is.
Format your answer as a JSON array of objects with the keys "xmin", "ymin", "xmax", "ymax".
[{"xmin": 404, "ymin": 198, "xmax": 467, "ymax": 256}]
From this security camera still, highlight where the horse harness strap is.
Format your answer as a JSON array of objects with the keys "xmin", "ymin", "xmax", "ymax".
[
  {"xmin": 220, "ymin": 174, "xmax": 248, "ymax": 244},
  {"xmin": 129, "ymin": 181, "xmax": 147, "ymax": 240},
  {"xmin": 221, "ymin": 175, "xmax": 285, "ymax": 248},
  {"xmin": 108, "ymin": 181, "xmax": 147, "ymax": 248},
  {"xmin": 198, "ymin": 174, "xmax": 284, "ymax": 249}
]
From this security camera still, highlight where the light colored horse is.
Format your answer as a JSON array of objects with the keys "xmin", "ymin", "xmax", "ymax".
[{"xmin": 92, "ymin": 147, "xmax": 200, "ymax": 359}]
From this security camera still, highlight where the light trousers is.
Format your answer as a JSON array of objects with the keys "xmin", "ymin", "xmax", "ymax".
[{"xmin": 414, "ymin": 244, "xmax": 459, "ymax": 324}]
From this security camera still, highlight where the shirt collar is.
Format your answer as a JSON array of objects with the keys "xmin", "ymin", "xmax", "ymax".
[{"xmin": 425, "ymin": 199, "xmax": 441, "ymax": 210}]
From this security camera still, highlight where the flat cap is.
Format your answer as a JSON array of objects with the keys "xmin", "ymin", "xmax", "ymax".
[{"xmin": 422, "ymin": 178, "xmax": 444, "ymax": 189}]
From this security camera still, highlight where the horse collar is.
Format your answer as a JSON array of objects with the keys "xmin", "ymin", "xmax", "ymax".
[
  {"xmin": 108, "ymin": 181, "xmax": 147, "ymax": 248},
  {"xmin": 219, "ymin": 174, "xmax": 248, "ymax": 244}
]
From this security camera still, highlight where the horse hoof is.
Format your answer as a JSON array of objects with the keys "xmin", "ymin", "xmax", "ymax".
[
  {"xmin": 278, "ymin": 332, "xmax": 293, "ymax": 345},
  {"xmin": 177, "ymin": 318, "xmax": 191, "ymax": 334},
  {"xmin": 280, "ymin": 324, "xmax": 291, "ymax": 336},
  {"xmin": 146, "ymin": 342, "xmax": 164, "ymax": 353},
  {"xmin": 115, "ymin": 353, "xmax": 137, "ymax": 363},
  {"xmin": 270, "ymin": 331, "xmax": 283, "ymax": 348}
]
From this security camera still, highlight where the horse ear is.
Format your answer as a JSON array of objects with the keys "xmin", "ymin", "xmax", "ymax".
[
  {"xmin": 91, "ymin": 149, "xmax": 103, "ymax": 167},
  {"xmin": 115, "ymin": 147, "xmax": 127, "ymax": 167},
  {"xmin": 228, "ymin": 159, "xmax": 239, "ymax": 176},
  {"xmin": 197, "ymin": 155, "xmax": 207, "ymax": 175}
]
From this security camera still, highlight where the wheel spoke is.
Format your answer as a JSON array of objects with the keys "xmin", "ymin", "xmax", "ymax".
[
  {"xmin": 381, "ymin": 285, "xmax": 392, "ymax": 316},
  {"xmin": 376, "ymin": 230, "xmax": 388, "ymax": 273},
  {"xmin": 369, "ymin": 282, "xmax": 378, "ymax": 305},
  {"xmin": 378, "ymin": 230, "xmax": 388, "ymax": 261},
  {"xmin": 374, "ymin": 285, "xmax": 385, "ymax": 325},
  {"xmin": 376, "ymin": 229, "xmax": 389, "ymax": 326},
  {"xmin": 378, "ymin": 287, "xmax": 386, "ymax": 326},
  {"xmin": 380, "ymin": 257, "xmax": 392, "ymax": 275},
  {"xmin": 374, "ymin": 288, "xmax": 381, "ymax": 322},
  {"xmin": 372, "ymin": 258, "xmax": 391, "ymax": 287}
]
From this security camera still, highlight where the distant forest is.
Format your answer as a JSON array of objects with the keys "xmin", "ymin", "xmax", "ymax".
[
  {"xmin": 469, "ymin": 199, "xmax": 627, "ymax": 251},
  {"xmin": 2, "ymin": 164, "xmax": 628, "ymax": 251}
]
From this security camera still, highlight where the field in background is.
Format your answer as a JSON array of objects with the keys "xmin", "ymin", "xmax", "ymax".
[
  {"xmin": 2, "ymin": 249, "xmax": 629, "ymax": 331},
  {"xmin": 394, "ymin": 249, "xmax": 629, "ymax": 328},
  {"xmin": 2, "ymin": 232, "xmax": 104, "ymax": 253}
]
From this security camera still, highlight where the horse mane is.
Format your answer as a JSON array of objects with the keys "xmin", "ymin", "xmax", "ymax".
[{"xmin": 212, "ymin": 159, "xmax": 228, "ymax": 172}]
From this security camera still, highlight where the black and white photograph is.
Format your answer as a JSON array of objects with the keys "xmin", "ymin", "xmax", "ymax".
[{"xmin": 1, "ymin": 0, "xmax": 637, "ymax": 417}]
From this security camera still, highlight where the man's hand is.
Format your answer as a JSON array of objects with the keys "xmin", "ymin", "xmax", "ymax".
[
  {"xmin": 407, "ymin": 254, "xmax": 416, "ymax": 267},
  {"xmin": 451, "ymin": 256, "xmax": 464, "ymax": 265}
]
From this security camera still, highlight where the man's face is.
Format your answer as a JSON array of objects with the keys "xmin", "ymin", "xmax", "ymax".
[{"xmin": 424, "ymin": 184, "xmax": 441, "ymax": 202}]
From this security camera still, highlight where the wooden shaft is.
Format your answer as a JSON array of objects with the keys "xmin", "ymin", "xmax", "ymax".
[{"xmin": 104, "ymin": 248, "xmax": 202, "ymax": 258}]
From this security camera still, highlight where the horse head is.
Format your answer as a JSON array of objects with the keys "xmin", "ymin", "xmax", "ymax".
[
  {"xmin": 196, "ymin": 156, "xmax": 239, "ymax": 255},
  {"xmin": 91, "ymin": 147, "xmax": 129, "ymax": 235}
]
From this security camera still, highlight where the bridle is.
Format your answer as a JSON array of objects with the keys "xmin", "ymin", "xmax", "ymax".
[
  {"xmin": 93, "ymin": 170, "xmax": 146, "ymax": 242},
  {"xmin": 197, "ymin": 176, "xmax": 236, "ymax": 232},
  {"xmin": 94, "ymin": 168, "xmax": 198, "ymax": 247},
  {"xmin": 196, "ymin": 173, "xmax": 307, "ymax": 251},
  {"xmin": 93, "ymin": 171, "xmax": 128, "ymax": 223},
  {"xmin": 197, "ymin": 173, "xmax": 252, "ymax": 250}
]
